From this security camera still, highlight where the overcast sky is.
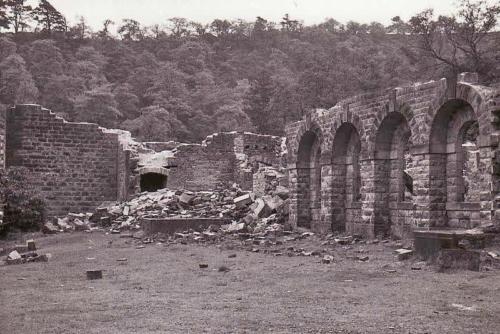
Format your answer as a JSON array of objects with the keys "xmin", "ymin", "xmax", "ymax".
[{"xmin": 41, "ymin": 0, "xmax": 458, "ymax": 29}]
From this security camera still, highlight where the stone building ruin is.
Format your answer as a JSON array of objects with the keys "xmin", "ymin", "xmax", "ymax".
[
  {"xmin": 0, "ymin": 104, "xmax": 284, "ymax": 217},
  {"xmin": 286, "ymin": 73, "xmax": 500, "ymax": 238},
  {"xmin": 1, "ymin": 73, "xmax": 499, "ymax": 241}
]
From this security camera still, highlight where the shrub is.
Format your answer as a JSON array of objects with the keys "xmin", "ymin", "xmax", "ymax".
[{"xmin": 0, "ymin": 167, "xmax": 46, "ymax": 233}]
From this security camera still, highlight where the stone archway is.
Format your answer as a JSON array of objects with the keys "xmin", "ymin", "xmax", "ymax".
[
  {"xmin": 331, "ymin": 123, "xmax": 361, "ymax": 232},
  {"xmin": 139, "ymin": 167, "xmax": 169, "ymax": 192},
  {"xmin": 296, "ymin": 130, "xmax": 322, "ymax": 229},
  {"xmin": 429, "ymin": 99, "xmax": 488, "ymax": 228},
  {"xmin": 373, "ymin": 112, "xmax": 412, "ymax": 237}
]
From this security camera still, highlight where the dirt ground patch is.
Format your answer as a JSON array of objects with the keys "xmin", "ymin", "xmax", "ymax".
[{"xmin": 1, "ymin": 232, "xmax": 499, "ymax": 334}]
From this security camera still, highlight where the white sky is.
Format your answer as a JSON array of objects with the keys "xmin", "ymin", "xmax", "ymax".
[{"xmin": 31, "ymin": 0, "xmax": 459, "ymax": 29}]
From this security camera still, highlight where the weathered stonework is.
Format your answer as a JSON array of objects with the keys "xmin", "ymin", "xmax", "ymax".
[
  {"xmin": 286, "ymin": 74, "xmax": 500, "ymax": 238},
  {"xmin": 4, "ymin": 105, "xmax": 129, "ymax": 216},
  {"xmin": 166, "ymin": 132, "xmax": 283, "ymax": 191},
  {"xmin": 0, "ymin": 105, "xmax": 285, "ymax": 218}
]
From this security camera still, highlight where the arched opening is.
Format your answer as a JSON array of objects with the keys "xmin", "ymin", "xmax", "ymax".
[
  {"xmin": 374, "ymin": 112, "xmax": 411, "ymax": 237},
  {"xmin": 140, "ymin": 172, "xmax": 167, "ymax": 192},
  {"xmin": 296, "ymin": 130, "xmax": 322, "ymax": 229},
  {"xmin": 331, "ymin": 123, "xmax": 361, "ymax": 232},
  {"xmin": 429, "ymin": 99, "xmax": 483, "ymax": 227}
]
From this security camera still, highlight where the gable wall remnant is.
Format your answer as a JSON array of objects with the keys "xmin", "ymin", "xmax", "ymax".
[{"xmin": 5, "ymin": 104, "xmax": 129, "ymax": 216}]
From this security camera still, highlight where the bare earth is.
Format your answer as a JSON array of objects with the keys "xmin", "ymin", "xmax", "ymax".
[{"xmin": 1, "ymin": 232, "xmax": 499, "ymax": 334}]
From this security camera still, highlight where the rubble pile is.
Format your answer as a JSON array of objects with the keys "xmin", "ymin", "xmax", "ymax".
[{"xmin": 47, "ymin": 183, "xmax": 290, "ymax": 237}]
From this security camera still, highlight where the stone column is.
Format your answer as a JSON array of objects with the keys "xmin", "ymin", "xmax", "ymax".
[{"xmin": 359, "ymin": 158, "xmax": 376, "ymax": 238}]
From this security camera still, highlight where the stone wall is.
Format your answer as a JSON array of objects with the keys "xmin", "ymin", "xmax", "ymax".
[
  {"xmin": 5, "ymin": 105, "xmax": 128, "ymax": 216},
  {"xmin": 286, "ymin": 73, "xmax": 500, "ymax": 238},
  {"xmin": 166, "ymin": 132, "xmax": 283, "ymax": 191}
]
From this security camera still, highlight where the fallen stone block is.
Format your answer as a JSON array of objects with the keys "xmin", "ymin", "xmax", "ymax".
[
  {"xmin": 395, "ymin": 248, "xmax": 414, "ymax": 261},
  {"xmin": 263, "ymin": 195, "xmax": 284, "ymax": 212},
  {"xmin": 335, "ymin": 236, "xmax": 353, "ymax": 245},
  {"xmin": 322, "ymin": 255, "xmax": 334, "ymax": 264},
  {"xmin": 438, "ymin": 249, "xmax": 480, "ymax": 271},
  {"xmin": 233, "ymin": 193, "xmax": 254, "ymax": 208},
  {"xmin": 8, "ymin": 250, "xmax": 21, "ymax": 260},
  {"xmin": 487, "ymin": 251, "xmax": 499, "ymax": 259},
  {"xmin": 179, "ymin": 193, "xmax": 195, "ymax": 206},
  {"xmin": 42, "ymin": 222, "xmax": 59, "ymax": 234},
  {"xmin": 242, "ymin": 214, "xmax": 254, "ymax": 225},
  {"xmin": 199, "ymin": 263, "xmax": 208, "ymax": 269},
  {"xmin": 274, "ymin": 186, "xmax": 289, "ymax": 199},
  {"xmin": 72, "ymin": 219, "xmax": 89, "ymax": 231},
  {"xmin": 252, "ymin": 198, "xmax": 271, "ymax": 218},
  {"xmin": 224, "ymin": 222, "xmax": 246, "ymax": 233},
  {"xmin": 86, "ymin": 270, "xmax": 103, "ymax": 280},
  {"xmin": 57, "ymin": 217, "xmax": 72, "ymax": 231},
  {"xmin": 27, "ymin": 239, "xmax": 36, "ymax": 251},
  {"xmin": 123, "ymin": 206, "xmax": 130, "ymax": 216}
]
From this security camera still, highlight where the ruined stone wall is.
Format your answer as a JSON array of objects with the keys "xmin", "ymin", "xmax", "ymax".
[
  {"xmin": 166, "ymin": 132, "xmax": 283, "ymax": 191},
  {"xmin": 166, "ymin": 138, "xmax": 236, "ymax": 191},
  {"xmin": 286, "ymin": 73, "xmax": 500, "ymax": 238},
  {"xmin": 5, "ymin": 105, "xmax": 127, "ymax": 216}
]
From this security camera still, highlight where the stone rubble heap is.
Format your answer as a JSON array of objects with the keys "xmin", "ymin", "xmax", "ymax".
[{"xmin": 44, "ymin": 183, "xmax": 290, "ymax": 236}]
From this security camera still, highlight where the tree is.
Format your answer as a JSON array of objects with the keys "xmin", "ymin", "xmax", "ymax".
[
  {"xmin": 190, "ymin": 21, "xmax": 207, "ymax": 36},
  {"xmin": 25, "ymin": 39, "xmax": 65, "ymax": 93},
  {"xmin": 168, "ymin": 17, "xmax": 190, "ymax": 38},
  {"xmin": 117, "ymin": 19, "xmax": 143, "ymax": 41},
  {"xmin": 316, "ymin": 18, "xmax": 343, "ymax": 33},
  {"xmin": 345, "ymin": 21, "xmax": 368, "ymax": 35},
  {"xmin": 97, "ymin": 19, "xmax": 114, "ymax": 39},
  {"xmin": 0, "ymin": 54, "xmax": 38, "ymax": 105},
  {"xmin": 121, "ymin": 105, "xmax": 184, "ymax": 142},
  {"xmin": 74, "ymin": 85, "xmax": 122, "ymax": 128},
  {"xmin": 0, "ymin": 37, "xmax": 16, "ymax": 61},
  {"xmin": 409, "ymin": 0, "xmax": 500, "ymax": 79},
  {"xmin": 368, "ymin": 21, "xmax": 387, "ymax": 37},
  {"xmin": 113, "ymin": 83, "xmax": 140, "ymax": 119},
  {"xmin": 387, "ymin": 16, "xmax": 410, "ymax": 34},
  {"xmin": 210, "ymin": 19, "xmax": 232, "ymax": 37},
  {"xmin": 280, "ymin": 14, "xmax": 301, "ymax": 33},
  {"xmin": 31, "ymin": 0, "xmax": 66, "ymax": 35},
  {"xmin": 68, "ymin": 16, "xmax": 92, "ymax": 40},
  {"xmin": 244, "ymin": 69, "xmax": 274, "ymax": 133},
  {"xmin": 147, "ymin": 24, "xmax": 166, "ymax": 39},
  {"xmin": 6, "ymin": 0, "xmax": 32, "ymax": 33},
  {"xmin": 0, "ymin": 0, "xmax": 10, "ymax": 30}
]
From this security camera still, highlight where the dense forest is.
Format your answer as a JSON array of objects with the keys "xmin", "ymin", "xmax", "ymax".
[{"xmin": 0, "ymin": 0, "xmax": 499, "ymax": 142}]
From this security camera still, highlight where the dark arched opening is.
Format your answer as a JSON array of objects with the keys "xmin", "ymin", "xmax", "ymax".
[
  {"xmin": 374, "ymin": 112, "xmax": 411, "ymax": 237},
  {"xmin": 429, "ymin": 99, "xmax": 481, "ymax": 227},
  {"xmin": 331, "ymin": 123, "xmax": 361, "ymax": 232},
  {"xmin": 296, "ymin": 130, "xmax": 322, "ymax": 229},
  {"xmin": 140, "ymin": 173, "xmax": 167, "ymax": 192}
]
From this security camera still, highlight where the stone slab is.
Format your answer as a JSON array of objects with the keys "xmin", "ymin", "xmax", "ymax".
[{"xmin": 142, "ymin": 217, "xmax": 231, "ymax": 235}]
